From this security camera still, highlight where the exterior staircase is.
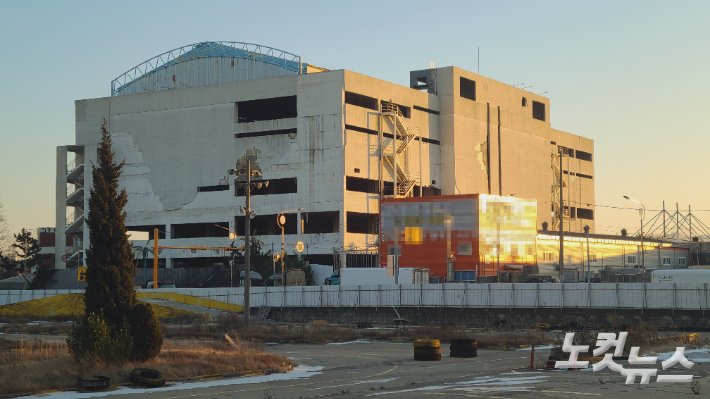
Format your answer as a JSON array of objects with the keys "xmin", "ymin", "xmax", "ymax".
[{"xmin": 382, "ymin": 103, "xmax": 418, "ymax": 198}]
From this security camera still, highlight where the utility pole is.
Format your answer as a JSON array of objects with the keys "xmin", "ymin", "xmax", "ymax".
[
  {"xmin": 584, "ymin": 225, "xmax": 590, "ymax": 283},
  {"xmin": 559, "ymin": 147, "xmax": 565, "ymax": 283},
  {"xmin": 229, "ymin": 151, "xmax": 269, "ymax": 328}
]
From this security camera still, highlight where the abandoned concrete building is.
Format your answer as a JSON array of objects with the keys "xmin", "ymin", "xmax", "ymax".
[{"xmin": 55, "ymin": 41, "xmax": 595, "ymax": 270}]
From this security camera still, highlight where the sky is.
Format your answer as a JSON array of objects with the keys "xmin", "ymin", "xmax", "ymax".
[{"xmin": 0, "ymin": 0, "xmax": 708, "ymax": 241}]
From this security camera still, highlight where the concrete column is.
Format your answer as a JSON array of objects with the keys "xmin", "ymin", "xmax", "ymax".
[{"xmin": 55, "ymin": 147, "xmax": 68, "ymax": 269}]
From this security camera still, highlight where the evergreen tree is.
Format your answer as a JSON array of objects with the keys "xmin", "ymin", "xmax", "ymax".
[
  {"xmin": 12, "ymin": 228, "xmax": 51, "ymax": 286},
  {"xmin": 0, "ymin": 198, "xmax": 10, "ymax": 258},
  {"xmin": 84, "ymin": 119, "xmax": 137, "ymax": 327}
]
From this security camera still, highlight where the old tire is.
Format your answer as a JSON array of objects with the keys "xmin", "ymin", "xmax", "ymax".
[
  {"xmin": 413, "ymin": 339, "xmax": 440, "ymax": 348},
  {"xmin": 450, "ymin": 339, "xmax": 477, "ymax": 347},
  {"xmin": 414, "ymin": 352, "xmax": 442, "ymax": 361},
  {"xmin": 450, "ymin": 350, "xmax": 477, "ymax": 358},
  {"xmin": 414, "ymin": 347, "xmax": 441, "ymax": 356},
  {"xmin": 130, "ymin": 368, "xmax": 166, "ymax": 388}
]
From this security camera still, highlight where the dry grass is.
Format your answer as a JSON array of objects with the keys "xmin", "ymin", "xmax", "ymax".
[
  {"xmin": 161, "ymin": 313, "xmax": 548, "ymax": 348},
  {"xmin": 0, "ymin": 337, "xmax": 290, "ymax": 396}
]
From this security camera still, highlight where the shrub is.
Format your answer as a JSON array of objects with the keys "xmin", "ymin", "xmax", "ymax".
[
  {"xmin": 128, "ymin": 302, "xmax": 163, "ymax": 362},
  {"xmin": 66, "ymin": 312, "xmax": 133, "ymax": 365}
]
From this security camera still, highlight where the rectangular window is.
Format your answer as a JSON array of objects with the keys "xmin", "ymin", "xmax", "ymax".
[
  {"xmin": 172, "ymin": 222, "xmax": 229, "ymax": 239},
  {"xmin": 236, "ymin": 96, "xmax": 297, "ymax": 123},
  {"xmin": 413, "ymin": 105, "xmax": 440, "ymax": 115},
  {"xmin": 577, "ymin": 173, "xmax": 593, "ymax": 180},
  {"xmin": 235, "ymin": 214, "xmax": 297, "ymax": 236},
  {"xmin": 576, "ymin": 150, "xmax": 593, "ymax": 162},
  {"xmin": 532, "ymin": 101, "xmax": 546, "ymax": 121},
  {"xmin": 662, "ymin": 256, "xmax": 671, "ymax": 266},
  {"xmin": 522, "ymin": 97, "xmax": 528, "ymax": 107},
  {"xmin": 577, "ymin": 208, "xmax": 594, "ymax": 220},
  {"xmin": 678, "ymin": 257, "xmax": 686, "ymax": 266},
  {"xmin": 460, "ymin": 77, "xmax": 476, "ymax": 101},
  {"xmin": 458, "ymin": 242, "xmax": 473, "ymax": 256},
  {"xmin": 590, "ymin": 254, "xmax": 598, "ymax": 263},
  {"xmin": 302, "ymin": 211, "xmax": 339, "ymax": 234},
  {"xmin": 235, "ymin": 128, "xmax": 296, "ymax": 139},
  {"xmin": 627, "ymin": 255, "xmax": 637, "ymax": 264},
  {"xmin": 198, "ymin": 185, "xmax": 229, "ymax": 192},
  {"xmin": 236, "ymin": 178, "xmax": 297, "ymax": 196},
  {"xmin": 346, "ymin": 176, "xmax": 379, "ymax": 194},
  {"xmin": 346, "ymin": 212, "xmax": 379, "ymax": 234},
  {"xmin": 344, "ymin": 92, "xmax": 378, "ymax": 110}
]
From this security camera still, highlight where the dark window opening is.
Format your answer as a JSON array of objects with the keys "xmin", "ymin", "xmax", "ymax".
[
  {"xmin": 236, "ymin": 96, "xmax": 297, "ymax": 123},
  {"xmin": 422, "ymin": 186, "xmax": 441, "ymax": 197},
  {"xmin": 235, "ymin": 128, "xmax": 296, "ymax": 139},
  {"xmin": 571, "ymin": 207, "xmax": 576, "ymax": 219},
  {"xmin": 172, "ymin": 222, "xmax": 229, "ymax": 239},
  {"xmin": 345, "ymin": 124, "xmax": 440, "ymax": 145},
  {"xmin": 577, "ymin": 173, "xmax": 593, "ymax": 179},
  {"xmin": 303, "ymin": 254, "xmax": 334, "ymax": 266},
  {"xmin": 198, "ymin": 185, "xmax": 229, "ymax": 192},
  {"xmin": 354, "ymin": 168, "xmax": 360, "ymax": 173},
  {"xmin": 522, "ymin": 97, "xmax": 528, "ymax": 107},
  {"xmin": 126, "ymin": 224, "xmax": 166, "ymax": 239},
  {"xmin": 381, "ymin": 101, "xmax": 411, "ymax": 118},
  {"xmin": 576, "ymin": 150, "xmax": 593, "ymax": 162},
  {"xmin": 532, "ymin": 101, "xmax": 546, "ymax": 121},
  {"xmin": 345, "ymin": 92, "xmax": 378, "ymax": 110},
  {"xmin": 303, "ymin": 211, "xmax": 339, "ymax": 234},
  {"xmin": 558, "ymin": 146, "xmax": 575, "ymax": 158},
  {"xmin": 236, "ymin": 178, "xmax": 297, "ymax": 196},
  {"xmin": 413, "ymin": 105, "xmax": 440, "ymax": 115},
  {"xmin": 577, "ymin": 208, "xmax": 594, "ymax": 220},
  {"xmin": 346, "ymin": 176, "xmax": 379, "ymax": 194},
  {"xmin": 460, "ymin": 77, "xmax": 476, "ymax": 101},
  {"xmin": 346, "ymin": 212, "xmax": 379, "ymax": 234},
  {"xmin": 235, "ymin": 213, "xmax": 297, "ymax": 236},
  {"xmin": 345, "ymin": 253, "xmax": 379, "ymax": 268}
]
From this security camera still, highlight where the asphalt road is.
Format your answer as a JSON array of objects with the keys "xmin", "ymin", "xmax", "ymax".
[{"xmin": 31, "ymin": 341, "xmax": 710, "ymax": 399}]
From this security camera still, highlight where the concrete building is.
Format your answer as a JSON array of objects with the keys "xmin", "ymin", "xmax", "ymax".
[{"xmin": 56, "ymin": 41, "xmax": 595, "ymax": 270}]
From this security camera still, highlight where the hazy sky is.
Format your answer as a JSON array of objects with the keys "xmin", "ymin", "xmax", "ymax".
[{"xmin": 0, "ymin": 0, "xmax": 708, "ymax": 240}]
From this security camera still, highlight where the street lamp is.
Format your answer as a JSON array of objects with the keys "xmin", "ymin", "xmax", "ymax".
[
  {"xmin": 277, "ymin": 208, "xmax": 305, "ymax": 284},
  {"xmin": 228, "ymin": 152, "xmax": 269, "ymax": 328},
  {"xmin": 623, "ymin": 196, "xmax": 646, "ymax": 274}
]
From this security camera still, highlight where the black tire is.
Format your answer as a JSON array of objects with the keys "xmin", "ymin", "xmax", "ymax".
[
  {"xmin": 130, "ymin": 368, "xmax": 166, "ymax": 388},
  {"xmin": 450, "ymin": 344, "xmax": 478, "ymax": 351},
  {"xmin": 450, "ymin": 350, "xmax": 477, "ymax": 358},
  {"xmin": 414, "ymin": 352, "xmax": 442, "ymax": 361},
  {"xmin": 414, "ymin": 347, "xmax": 441, "ymax": 356},
  {"xmin": 450, "ymin": 339, "xmax": 477, "ymax": 346}
]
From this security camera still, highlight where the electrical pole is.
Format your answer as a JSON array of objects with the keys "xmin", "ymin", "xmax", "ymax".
[
  {"xmin": 244, "ymin": 159, "xmax": 251, "ymax": 327},
  {"xmin": 228, "ymin": 151, "xmax": 269, "ymax": 328},
  {"xmin": 584, "ymin": 225, "xmax": 590, "ymax": 283},
  {"xmin": 559, "ymin": 147, "xmax": 564, "ymax": 283}
]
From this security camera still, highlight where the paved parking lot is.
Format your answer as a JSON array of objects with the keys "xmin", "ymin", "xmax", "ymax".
[{"xmin": 32, "ymin": 341, "xmax": 710, "ymax": 398}]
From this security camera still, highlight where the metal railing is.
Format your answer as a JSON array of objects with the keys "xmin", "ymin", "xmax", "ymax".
[
  {"xmin": 66, "ymin": 209, "xmax": 84, "ymax": 227},
  {"xmin": 111, "ymin": 41, "xmax": 302, "ymax": 96}
]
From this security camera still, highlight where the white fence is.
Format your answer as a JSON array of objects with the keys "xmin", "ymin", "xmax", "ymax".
[{"xmin": 2, "ymin": 283, "xmax": 710, "ymax": 311}]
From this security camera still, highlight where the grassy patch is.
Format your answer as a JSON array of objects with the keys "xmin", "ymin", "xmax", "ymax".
[{"xmin": 0, "ymin": 337, "xmax": 290, "ymax": 396}]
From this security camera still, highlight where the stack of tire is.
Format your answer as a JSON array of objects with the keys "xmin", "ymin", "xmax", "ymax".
[
  {"xmin": 450, "ymin": 339, "xmax": 477, "ymax": 358},
  {"xmin": 413, "ymin": 339, "xmax": 441, "ymax": 361}
]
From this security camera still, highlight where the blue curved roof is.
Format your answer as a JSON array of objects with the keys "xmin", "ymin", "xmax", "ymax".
[{"xmin": 111, "ymin": 41, "xmax": 305, "ymax": 96}]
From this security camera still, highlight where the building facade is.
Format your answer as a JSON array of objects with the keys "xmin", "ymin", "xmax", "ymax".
[{"xmin": 55, "ymin": 41, "xmax": 595, "ymax": 270}]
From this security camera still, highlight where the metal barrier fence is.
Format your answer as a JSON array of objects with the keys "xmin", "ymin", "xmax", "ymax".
[{"xmin": 2, "ymin": 283, "xmax": 710, "ymax": 311}]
